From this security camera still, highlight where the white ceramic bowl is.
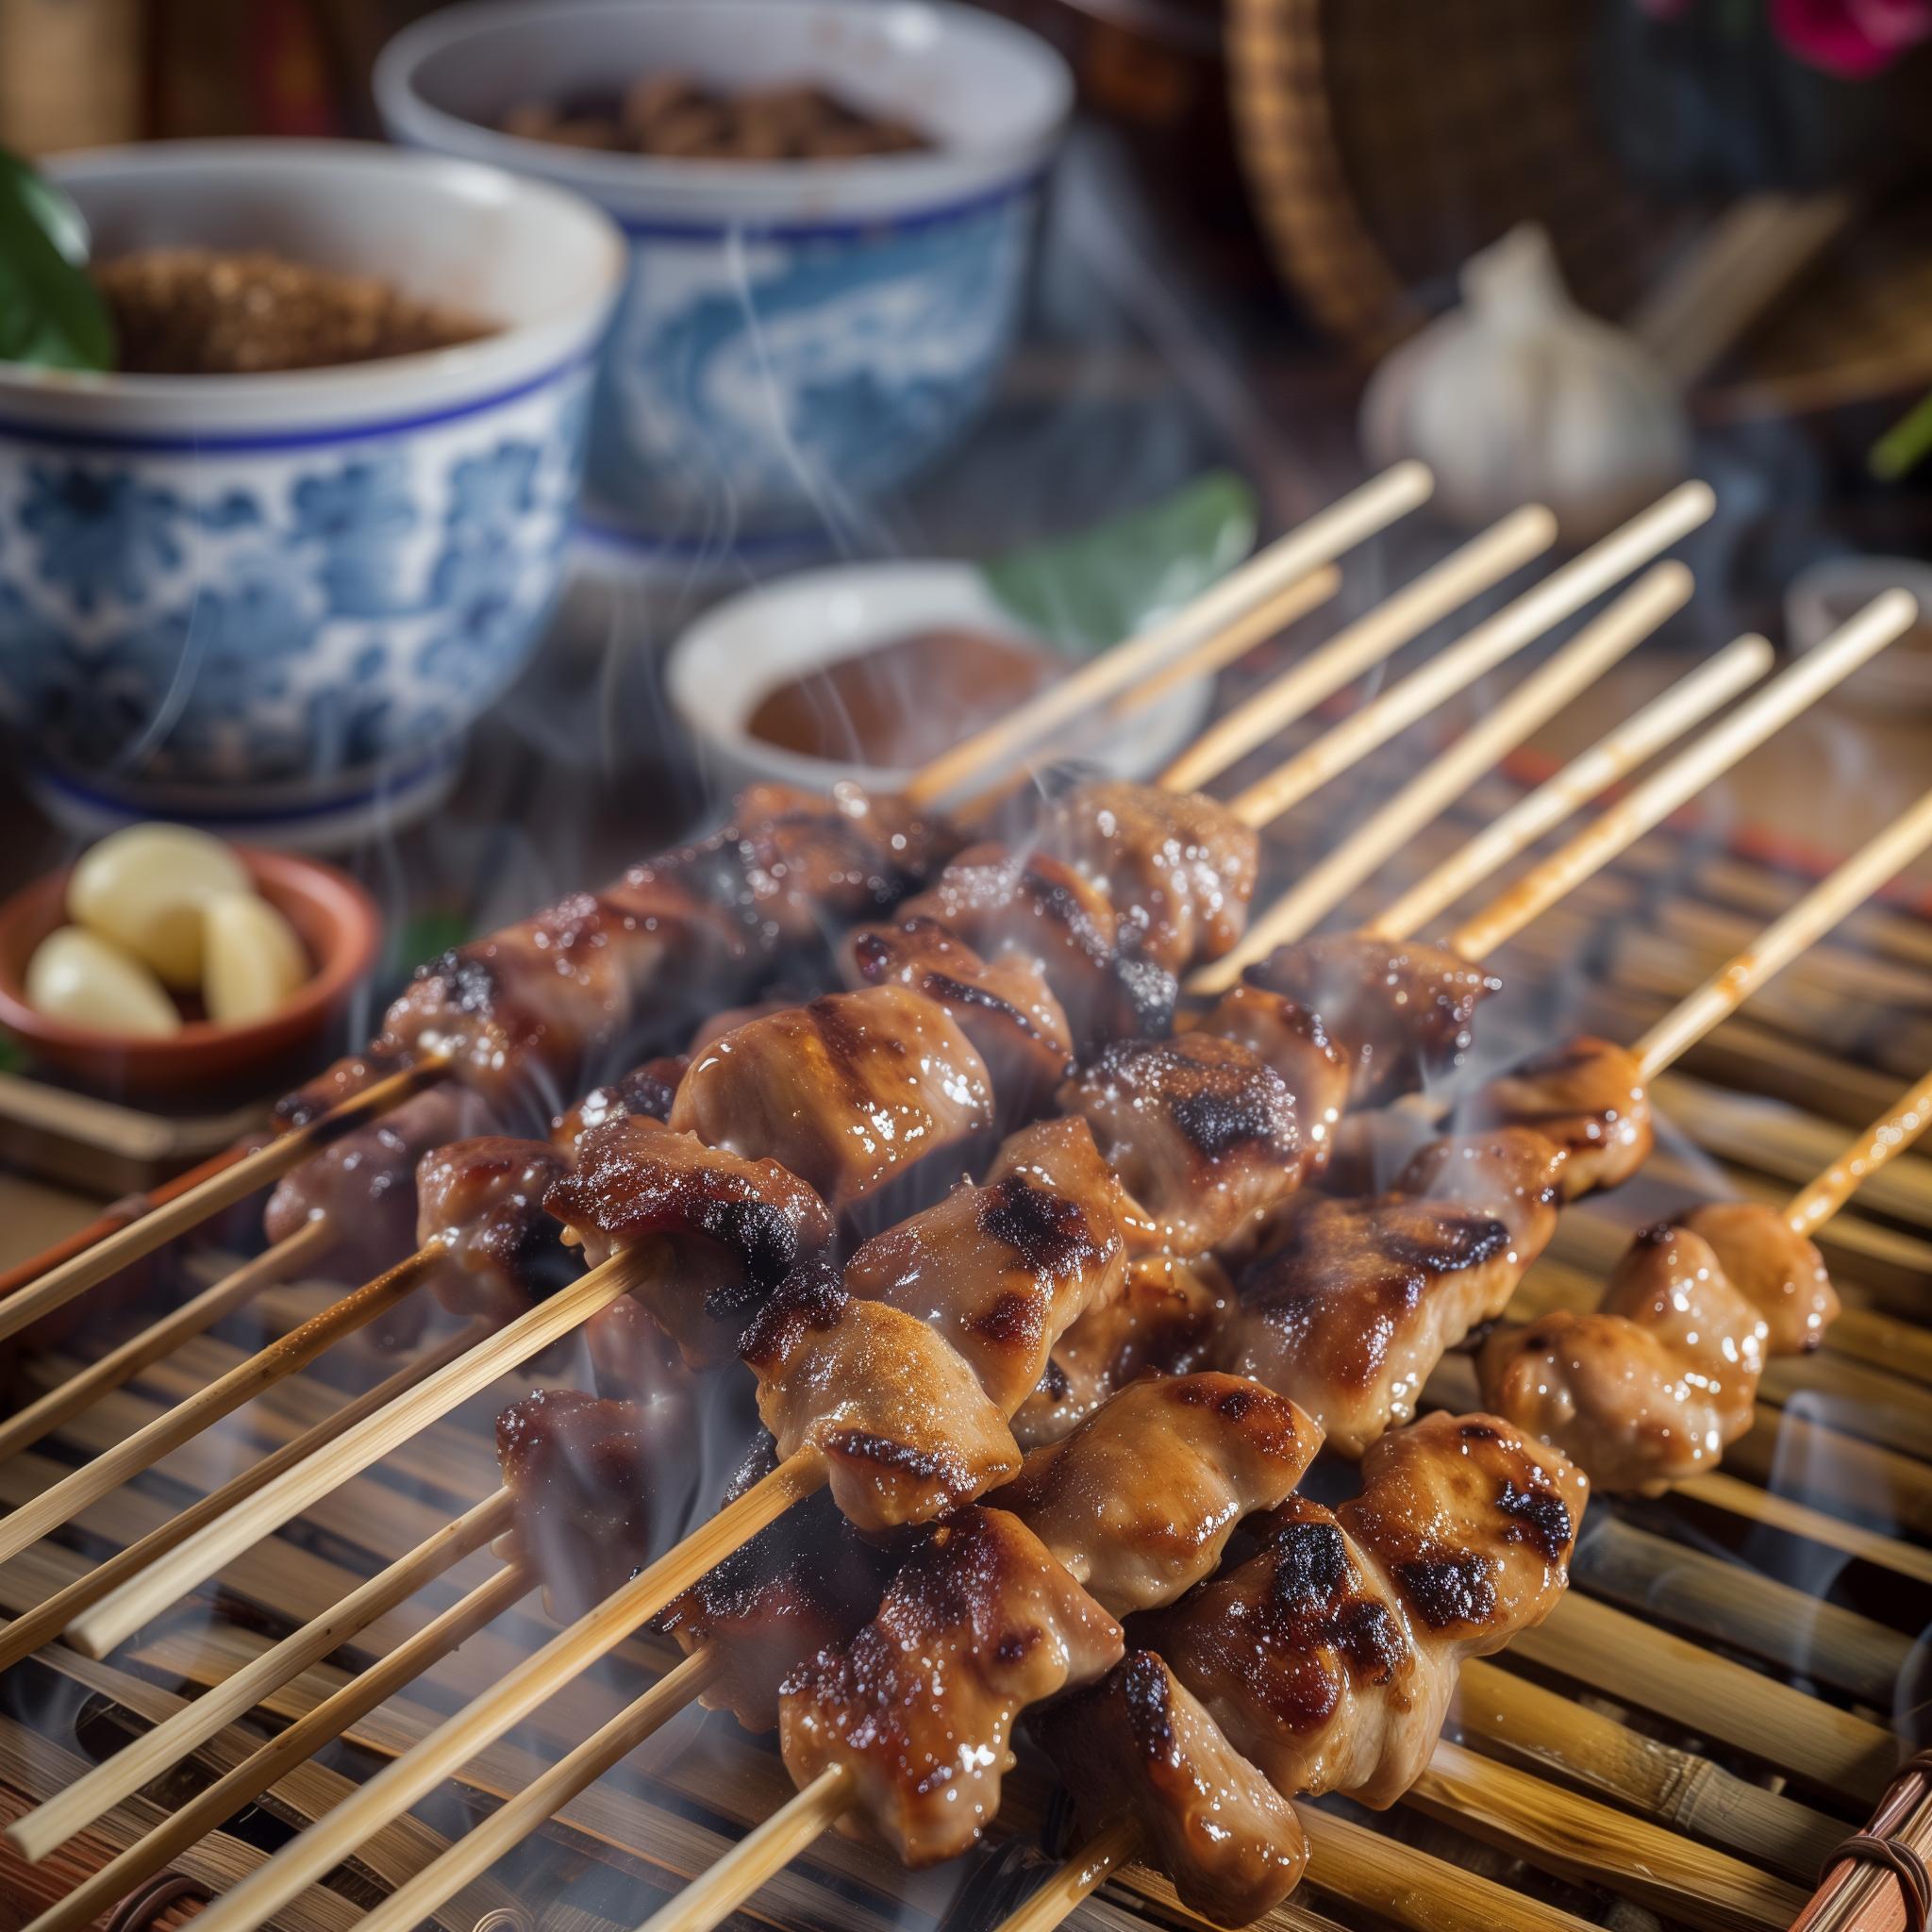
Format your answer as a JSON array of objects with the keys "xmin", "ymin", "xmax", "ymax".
[
  {"xmin": 376, "ymin": 0, "xmax": 1071, "ymax": 539},
  {"xmin": 0, "ymin": 141, "xmax": 625, "ymax": 845},
  {"xmin": 666, "ymin": 559, "xmax": 1213, "ymax": 795}
]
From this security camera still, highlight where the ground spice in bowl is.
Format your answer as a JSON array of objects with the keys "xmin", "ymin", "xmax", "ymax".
[{"xmin": 92, "ymin": 248, "xmax": 490, "ymax": 375}]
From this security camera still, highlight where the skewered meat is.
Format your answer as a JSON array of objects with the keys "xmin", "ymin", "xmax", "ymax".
[
  {"xmin": 496, "ymin": 1389, "xmax": 696, "ymax": 1621},
  {"xmin": 583, "ymin": 1294, "xmax": 689, "ymax": 1406},
  {"xmin": 778, "ymin": 1505, "xmax": 1124, "ymax": 1864},
  {"xmin": 1478, "ymin": 1223, "xmax": 1767, "ymax": 1494},
  {"xmin": 1395, "ymin": 1126, "xmax": 1568, "ymax": 1257},
  {"xmin": 656, "ymin": 1489, "xmax": 902, "ymax": 1731},
  {"xmin": 669, "ymin": 985, "xmax": 994, "ymax": 1212},
  {"xmin": 1187, "ymin": 987, "xmax": 1349, "ymax": 1170},
  {"xmin": 988, "ymin": 1114, "xmax": 1158, "ymax": 1253},
  {"xmin": 262, "ymin": 1085, "xmax": 495, "ymax": 1280},
  {"xmin": 899, "ymin": 843, "xmax": 1175, "ymax": 1049},
  {"xmin": 1034, "ymin": 781, "xmax": 1260, "ymax": 974},
  {"xmin": 1244, "ymin": 935, "xmax": 1501, "ymax": 1106},
  {"xmin": 1060, "ymin": 1035, "xmax": 1307, "ymax": 1256},
  {"xmin": 1211, "ymin": 1191, "xmax": 1523, "ymax": 1457},
  {"xmin": 1468, "ymin": 1036, "xmax": 1653, "ymax": 1200},
  {"xmin": 550, "ymin": 1054, "xmax": 687, "ymax": 1160},
  {"xmin": 415, "ymin": 1136, "xmax": 573, "ymax": 1321},
  {"xmin": 994, "ymin": 1373, "xmax": 1321, "ymax": 1616},
  {"xmin": 270, "ymin": 1043, "xmax": 416, "ymax": 1130},
  {"xmin": 739, "ymin": 1262, "xmax": 1022, "ymax": 1531},
  {"xmin": 1143, "ymin": 1412, "xmax": 1585, "ymax": 1807},
  {"xmin": 546, "ymin": 1115, "xmax": 834, "ymax": 1367},
  {"xmin": 842, "ymin": 914, "xmax": 1074, "ymax": 1116},
  {"xmin": 1012, "ymin": 1254, "xmax": 1229, "ymax": 1448},
  {"xmin": 1031, "ymin": 1651, "xmax": 1308, "ymax": 1928},
  {"xmin": 841, "ymin": 1153, "xmax": 1126, "ymax": 1416},
  {"xmin": 1676, "ymin": 1200, "xmax": 1839, "ymax": 1354}
]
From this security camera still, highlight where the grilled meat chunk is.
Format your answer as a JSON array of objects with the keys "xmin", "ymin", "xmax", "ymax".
[
  {"xmin": 778, "ymin": 1506, "xmax": 1124, "ymax": 1864},
  {"xmin": 1396, "ymin": 1126, "xmax": 1567, "ymax": 1257},
  {"xmin": 657, "ymin": 1489, "xmax": 901, "ymax": 1732},
  {"xmin": 583, "ymin": 1295, "xmax": 688, "ymax": 1406},
  {"xmin": 1479, "ymin": 1223, "xmax": 1767, "ymax": 1494},
  {"xmin": 1187, "ymin": 988, "xmax": 1349, "ymax": 1172},
  {"xmin": 1032, "ymin": 1652, "xmax": 1307, "ymax": 1927},
  {"xmin": 546, "ymin": 1115, "xmax": 834, "ymax": 1367},
  {"xmin": 1035, "ymin": 781, "xmax": 1260, "ymax": 974},
  {"xmin": 270, "ymin": 1044, "xmax": 417, "ymax": 1131},
  {"xmin": 842, "ymin": 914, "xmax": 1074, "ymax": 1116},
  {"xmin": 1245, "ymin": 935, "xmax": 1501, "ymax": 1106},
  {"xmin": 1060, "ymin": 1035, "xmax": 1307, "ymax": 1256},
  {"xmin": 1677, "ymin": 1200, "xmax": 1839, "ymax": 1355},
  {"xmin": 995, "ymin": 1374, "xmax": 1321, "ymax": 1616},
  {"xmin": 988, "ymin": 1114, "xmax": 1158, "ymax": 1252},
  {"xmin": 669, "ymin": 985, "xmax": 993, "ymax": 1212},
  {"xmin": 550, "ymin": 1055, "xmax": 688, "ymax": 1160},
  {"xmin": 416, "ymin": 1136, "xmax": 572, "ymax": 1321},
  {"xmin": 740, "ymin": 1264, "xmax": 1022, "ymax": 1531},
  {"xmin": 1468, "ymin": 1036, "xmax": 1653, "ymax": 1200},
  {"xmin": 1145, "ymin": 1413, "xmax": 1584, "ymax": 1807}
]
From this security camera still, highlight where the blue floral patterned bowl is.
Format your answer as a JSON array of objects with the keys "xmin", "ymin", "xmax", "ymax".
[
  {"xmin": 375, "ymin": 0, "xmax": 1071, "ymax": 541},
  {"xmin": 0, "ymin": 141, "xmax": 625, "ymax": 845}
]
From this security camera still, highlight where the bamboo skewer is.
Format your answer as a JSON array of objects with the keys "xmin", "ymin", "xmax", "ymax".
[
  {"xmin": 1364, "ymin": 635, "xmax": 1775, "ymax": 941},
  {"xmin": 1786, "ymin": 1067, "xmax": 1932, "ymax": 1237},
  {"xmin": 7, "ymin": 1491, "xmax": 513, "ymax": 1860},
  {"xmin": 1206, "ymin": 560, "xmax": 1692, "ymax": 961},
  {"xmin": 1158, "ymin": 505, "xmax": 1558, "ymax": 791},
  {"xmin": 905, "ymin": 461, "xmax": 1435, "ymax": 804}
]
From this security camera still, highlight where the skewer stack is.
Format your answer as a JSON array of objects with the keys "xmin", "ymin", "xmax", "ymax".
[{"xmin": 0, "ymin": 467, "xmax": 1926, "ymax": 1932}]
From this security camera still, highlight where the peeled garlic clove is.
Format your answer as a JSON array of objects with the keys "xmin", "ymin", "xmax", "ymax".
[
  {"xmin": 67, "ymin": 824, "xmax": 250, "ymax": 990},
  {"xmin": 202, "ymin": 891, "xmax": 308, "ymax": 1026},
  {"xmin": 25, "ymin": 926, "xmax": 183, "ymax": 1038}
]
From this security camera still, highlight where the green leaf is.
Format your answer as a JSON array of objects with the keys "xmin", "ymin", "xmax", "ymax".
[
  {"xmin": 0, "ymin": 145, "xmax": 114, "ymax": 373},
  {"xmin": 981, "ymin": 470, "xmax": 1259, "ymax": 656},
  {"xmin": 1870, "ymin": 386, "xmax": 1932, "ymax": 482}
]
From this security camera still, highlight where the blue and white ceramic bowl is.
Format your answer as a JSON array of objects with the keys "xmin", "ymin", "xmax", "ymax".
[
  {"xmin": 376, "ymin": 0, "xmax": 1071, "ymax": 542},
  {"xmin": 0, "ymin": 142, "xmax": 625, "ymax": 846}
]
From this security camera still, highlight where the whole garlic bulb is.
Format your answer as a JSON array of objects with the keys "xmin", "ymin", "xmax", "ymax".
[{"xmin": 1361, "ymin": 224, "xmax": 1689, "ymax": 546}]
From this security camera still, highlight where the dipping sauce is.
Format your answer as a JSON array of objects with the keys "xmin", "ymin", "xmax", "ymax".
[{"xmin": 747, "ymin": 628, "xmax": 1059, "ymax": 768}]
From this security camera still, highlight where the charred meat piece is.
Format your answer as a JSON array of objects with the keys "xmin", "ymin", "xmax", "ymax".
[
  {"xmin": 842, "ymin": 914, "xmax": 1074, "ymax": 1117},
  {"xmin": 1035, "ymin": 781, "xmax": 1261, "ymax": 974},
  {"xmin": 551, "ymin": 1055, "xmax": 688, "ymax": 1160},
  {"xmin": 1187, "ymin": 988, "xmax": 1349, "ymax": 1173},
  {"xmin": 899, "ymin": 843, "xmax": 1175, "ymax": 1049},
  {"xmin": 1245, "ymin": 935, "xmax": 1501, "ymax": 1106},
  {"xmin": 669, "ymin": 985, "xmax": 993, "ymax": 1212},
  {"xmin": 1031, "ymin": 1652, "xmax": 1307, "ymax": 1928},
  {"xmin": 988, "ymin": 1114, "xmax": 1158, "ymax": 1253},
  {"xmin": 1060, "ymin": 1035, "xmax": 1307, "ymax": 1256},
  {"xmin": 1467, "ymin": 1036, "xmax": 1653, "ymax": 1200},
  {"xmin": 778, "ymin": 1506, "xmax": 1123, "ymax": 1864},
  {"xmin": 739, "ymin": 1263, "xmax": 1022, "ymax": 1531},
  {"xmin": 583, "ymin": 1295, "xmax": 689, "ymax": 1406},
  {"xmin": 1677, "ymin": 1200, "xmax": 1839, "ymax": 1355},
  {"xmin": 1213, "ymin": 1191, "xmax": 1523, "ymax": 1457},
  {"xmin": 496, "ymin": 1389, "xmax": 696, "ymax": 1621},
  {"xmin": 416, "ymin": 1136, "xmax": 573, "ymax": 1321},
  {"xmin": 1395, "ymin": 1126, "xmax": 1568, "ymax": 1257},
  {"xmin": 1479, "ymin": 1223, "xmax": 1766, "ymax": 1495},
  {"xmin": 656, "ymin": 1489, "xmax": 902, "ymax": 1731},
  {"xmin": 1012, "ymin": 1253, "xmax": 1229, "ymax": 1449},
  {"xmin": 546, "ymin": 1115, "xmax": 834, "ymax": 1367},
  {"xmin": 1144, "ymin": 1412, "xmax": 1584, "ymax": 1807},
  {"xmin": 262, "ymin": 1085, "xmax": 494, "ymax": 1281},
  {"xmin": 995, "ymin": 1373, "xmax": 1321, "ymax": 1616},
  {"xmin": 842, "ymin": 1158, "xmax": 1126, "ymax": 1417}
]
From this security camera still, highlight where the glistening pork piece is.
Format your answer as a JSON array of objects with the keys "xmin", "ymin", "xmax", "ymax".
[
  {"xmin": 1676, "ymin": 1200, "xmax": 1839, "ymax": 1355},
  {"xmin": 669, "ymin": 985, "xmax": 993, "ymax": 1212},
  {"xmin": 1060, "ymin": 1034, "xmax": 1307, "ymax": 1256},
  {"xmin": 1479, "ymin": 1222, "xmax": 1768, "ymax": 1494},
  {"xmin": 778, "ymin": 1506, "xmax": 1124, "ymax": 1864},
  {"xmin": 1467, "ymin": 1036, "xmax": 1654, "ymax": 1200},
  {"xmin": 546, "ymin": 1115, "xmax": 834, "ymax": 1367},
  {"xmin": 1143, "ymin": 1412, "xmax": 1585, "ymax": 1808},
  {"xmin": 550, "ymin": 1054, "xmax": 688, "ymax": 1161},
  {"xmin": 994, "ymin": 1373, "xmax": 1321, "ymax": 1617},
  {"xmin": 1187, "ymin": 987, "xmax": 1350, "ymax": 1171},
  {"xmin": 1395, "ymin": 1126, "xmax": 1569, "ymax": 1257},
  {"xmin": 415, "ymin": 1136, "xmax": 572, "ymax": 1322},
  {"xmin": 1035, "ymin": 781, "xmax": 1261, "ymax": 975},
  {"xmin": 1244, "ymin": 934, "xmax": 1502, "ymax": 1106},
  {"xmin": 1031, "ymin": 1652, "xmax": 1308, "ymax": 1928},
  {"xmin": 739, "ymin": 1262, "xmax": 1022, "ymax": 1531}
]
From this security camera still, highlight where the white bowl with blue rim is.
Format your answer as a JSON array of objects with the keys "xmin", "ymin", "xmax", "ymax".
[
  {"xmin": 0, "ymin": 140, "xmax": 625, "ymax": 847},
  {"xmin": 375, "ymin": 0, "xmax": 1072, "ymax": 547}
]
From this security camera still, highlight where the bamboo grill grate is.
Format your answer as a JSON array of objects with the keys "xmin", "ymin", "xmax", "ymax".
[{"xmin": 2, "ymin": 775, "xmax": 1931, "ymax": 1932}]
